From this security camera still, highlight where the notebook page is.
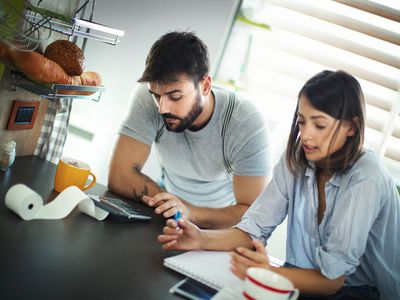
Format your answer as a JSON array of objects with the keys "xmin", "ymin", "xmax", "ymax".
[{"xmin": 164, "ymin": 250, "xmax": 242, "ymax": 290}]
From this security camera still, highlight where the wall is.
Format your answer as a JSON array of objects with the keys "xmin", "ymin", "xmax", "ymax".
[
  {"xmin": 62, "ymin": 0, "xmax": 240, "ymax": 184},
  {"xmin": 0, "ymin": 70, "xmax": 48, "ymax": 155},
  {"xmin": 0, "ymin": 0, "xmax": 82, "ymax": 156}
]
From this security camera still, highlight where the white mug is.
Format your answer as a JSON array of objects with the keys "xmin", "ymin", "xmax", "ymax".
[{"xmin": 243, "ymin": 267, "xmax": 299, "ymax": 300}]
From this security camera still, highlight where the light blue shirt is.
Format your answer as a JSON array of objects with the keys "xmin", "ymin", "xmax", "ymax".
[{"xmin": 236, "ymin": 149, "xmax": 400, "ymax": 300}]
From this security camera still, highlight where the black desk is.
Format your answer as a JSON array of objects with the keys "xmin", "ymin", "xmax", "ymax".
[{"xmin": 0, "ymin": 156, "xmax": 184, "ymax": 300}]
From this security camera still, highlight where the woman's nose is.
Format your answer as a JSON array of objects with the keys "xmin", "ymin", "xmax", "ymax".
[{"xmin": 300, "ymin": 125, "xmax": 312, "ymax": 142}]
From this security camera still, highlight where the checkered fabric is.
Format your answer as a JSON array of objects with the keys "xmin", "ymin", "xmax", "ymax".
[{"xmin": 34, "ymin": 98, "xmax": 72, "ymax": 164}]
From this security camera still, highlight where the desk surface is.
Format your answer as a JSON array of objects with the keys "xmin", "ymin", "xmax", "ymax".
[{"xmin": 0, "ymin": 156, "xmax": 184, "ymax": 300}]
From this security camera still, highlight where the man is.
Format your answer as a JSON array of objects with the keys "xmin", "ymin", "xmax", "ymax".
[{"xmin": 108, "ymin": 31, "xmax": 272, "ymax": 229}]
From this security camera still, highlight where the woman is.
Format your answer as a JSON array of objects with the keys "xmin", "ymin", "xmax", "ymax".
[{"xmin": 158, "ymin": 70, "xmax": 400, "ymax": 299}]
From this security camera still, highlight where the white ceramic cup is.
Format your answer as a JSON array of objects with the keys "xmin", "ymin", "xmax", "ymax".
[{"xmin": 243, "ymin": 267, "xmax": 299, "ymax": 300}]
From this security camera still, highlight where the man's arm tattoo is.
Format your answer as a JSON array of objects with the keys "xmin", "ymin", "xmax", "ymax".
[{"xmin": 130, "ymin": 163, "xmax": 163, "ymax": 201}]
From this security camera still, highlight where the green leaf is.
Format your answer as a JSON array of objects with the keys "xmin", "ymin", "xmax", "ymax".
[{"xmin": 236, "ymin": 11, "xmax": 271, "ymax": 30}]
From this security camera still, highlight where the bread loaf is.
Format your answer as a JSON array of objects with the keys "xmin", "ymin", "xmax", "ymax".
[
  {"xmin": 58, "ymin": 72, "xmax": 102, "ymax": 95},
  {"xmin": 44, "ymin": 40, "xmax": 85, "ymax": 76},
  {"xmin": 0, "ymin": 42, "xmax": 102, "ymax": 95}
]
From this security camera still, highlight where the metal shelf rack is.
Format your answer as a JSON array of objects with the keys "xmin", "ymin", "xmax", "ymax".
[
  {"xmin": 10, "ymin": 71, "xmax": 106, "ymax": 102},
  {"xmin": 24, "ymin": 9, "xmax": 124, "ymax": 46},
  {"xmin": 1, "ymin": 0, "xmax": 124, "ymax": 102}
]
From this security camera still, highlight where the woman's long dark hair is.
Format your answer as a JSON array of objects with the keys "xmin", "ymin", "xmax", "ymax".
[{"xmin": 286, "ymin": 70, "xmax": 365, "ymax": 175}]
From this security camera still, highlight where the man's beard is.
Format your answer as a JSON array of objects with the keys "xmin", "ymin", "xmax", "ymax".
[{"xmin": 162, "ymin": 91, "xmax": 203, "ymax": 133}]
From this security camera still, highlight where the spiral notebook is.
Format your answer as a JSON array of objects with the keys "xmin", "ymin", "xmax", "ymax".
[
  {"xmin": 164, "ymin": 250, "xmax": 242, "ymax": 290},
  {"xmin": 164, "ymin": 250, "xmax": 285, "ymax": 291}
]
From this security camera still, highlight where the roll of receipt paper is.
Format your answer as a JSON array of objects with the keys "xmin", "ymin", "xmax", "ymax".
[{"xmin": 5, "ymin": 184, "xmax": 108, "ymax": 221}]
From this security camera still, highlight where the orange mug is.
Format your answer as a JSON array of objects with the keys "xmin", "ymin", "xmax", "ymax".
[{"xmin": 54, "ymin": 157, "xmax": 96, "ymax": 193}]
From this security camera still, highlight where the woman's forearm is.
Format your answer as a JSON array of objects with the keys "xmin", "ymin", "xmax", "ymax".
[
  {"xmin": 272, "ymin": 266, "xmax": 345, "ymax": 295},
  {"xmin": 201, "ymin": 228, "xmax": 253, "ymax": 250}
]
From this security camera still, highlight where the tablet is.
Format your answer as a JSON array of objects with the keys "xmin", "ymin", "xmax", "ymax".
[{"xmin": 170, "ymin": 278, "xmax": 218, "ymax": 300}]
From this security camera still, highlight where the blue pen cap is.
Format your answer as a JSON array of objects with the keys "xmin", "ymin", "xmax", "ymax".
[{"xmin": 174, "ymin": 210, "xmax": 181, "ymax": 221}]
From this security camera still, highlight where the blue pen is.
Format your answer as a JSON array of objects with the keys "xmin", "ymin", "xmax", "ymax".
[{"xmin": 174, "ymin": 210, "xmax": 181, "ymax": 229}]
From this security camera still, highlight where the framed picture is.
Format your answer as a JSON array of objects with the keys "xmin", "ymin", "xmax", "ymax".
[{"xmin": 6, "ymin": 100, "xmax": 40, "ymax": 130}]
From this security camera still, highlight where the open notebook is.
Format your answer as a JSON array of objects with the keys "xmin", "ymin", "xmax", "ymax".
[{"xmin": 164, "ymin": 250, "xmax": 284, "ymax": 291}]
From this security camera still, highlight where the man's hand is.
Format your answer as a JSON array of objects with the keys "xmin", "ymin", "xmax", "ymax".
[
  {"xmin": 142, "ymin": 192, "xmax": 192, "ymax": 220},
  {"xmin": 230, "ymin": 240, "xmax": 271, "ymax": 279},
  {"xmin": 158, "ymin": 218, "xmax": 203, "ymax": 250}
]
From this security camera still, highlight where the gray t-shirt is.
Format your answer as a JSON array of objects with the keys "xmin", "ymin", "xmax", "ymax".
[{"xmin": 119, "ymin": 83, "xmax": 272, "ymax": 207}]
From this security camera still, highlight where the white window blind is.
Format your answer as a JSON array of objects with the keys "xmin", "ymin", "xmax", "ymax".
[{"xmin": 216, "ymin": 0, "xmax": 400, "ymax": 183}]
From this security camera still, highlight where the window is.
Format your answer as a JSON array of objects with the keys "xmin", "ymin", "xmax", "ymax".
[{"xmin": 216, "ymin": 0, "xmax": 400, "ymax": 183}]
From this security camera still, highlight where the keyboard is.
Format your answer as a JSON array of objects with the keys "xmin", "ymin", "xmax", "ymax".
[{"xmin": 87, "ymin": 194, "xmax": 152, "ymax": 222}]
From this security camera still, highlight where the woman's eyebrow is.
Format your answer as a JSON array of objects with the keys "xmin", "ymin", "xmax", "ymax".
[{"xmin": 297, "ymin": 112, "xmax": 327, "ymax": 120}]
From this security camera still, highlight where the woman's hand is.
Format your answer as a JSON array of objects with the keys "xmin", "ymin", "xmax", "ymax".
[
  {"xmin": 230, "ymin": 240, "xmax": 271, "ymax": 279},
  {"xmin": 158, "ymin": 218, "xmax": 203, "ymax": 250},
  {"xmin": 143, "ymin": 193, "xmax": 192, "ymax": 220}
]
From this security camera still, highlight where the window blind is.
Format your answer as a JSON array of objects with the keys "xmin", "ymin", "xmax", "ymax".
[{"xmin": 216, "ymin": 0, "xmax": 400, "ymax": 183}]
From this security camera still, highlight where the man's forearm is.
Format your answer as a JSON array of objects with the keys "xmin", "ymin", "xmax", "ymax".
[
  {"xmin": 186, "ymin": 202, "xmax": 249, "ymax": 229},
  {"xmin": 108, "ymin": 164, "xmax": 164, "ymax": 201}
]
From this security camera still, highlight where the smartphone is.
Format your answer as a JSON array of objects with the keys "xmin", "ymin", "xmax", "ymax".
[{"xmin": 169, "ymin": 278, "xmax": 218, "ymax": 300}]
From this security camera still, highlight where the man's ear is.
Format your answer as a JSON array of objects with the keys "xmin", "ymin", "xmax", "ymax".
[
  {"xmin": 200, "ymin": 74, "xmax": 212, "ymax": 96},
  {"xmin": 347, "ymin": 117, "xmax": 359, "ymax": 137}
]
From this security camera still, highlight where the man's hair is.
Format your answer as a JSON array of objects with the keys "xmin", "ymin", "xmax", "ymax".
[
  {"xmin": 286, "ymin": 70, "xmax": 365, "ymax": 175},
  {"xmin": 138, "ymin": 31, "xmax": 210, "ymax": 84}
]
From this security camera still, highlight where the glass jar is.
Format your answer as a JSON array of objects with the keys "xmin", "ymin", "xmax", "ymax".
[{"xmin": 0, "ymin": 140, "xmax": 16, "ymax": 171}]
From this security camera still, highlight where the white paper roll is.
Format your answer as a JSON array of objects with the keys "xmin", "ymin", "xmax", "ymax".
[
  {"xmin": 5, "ymin": 184, "xmax": 42, "ymax": 220},
  {"xmin": 5, "ymin": 184, "xmax": 108, "ymax": 221}
]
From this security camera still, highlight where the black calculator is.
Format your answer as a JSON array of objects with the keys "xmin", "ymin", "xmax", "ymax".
[{"xmin": 87, "ymin": 194, "xmax": 152, "ymax": 222}]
